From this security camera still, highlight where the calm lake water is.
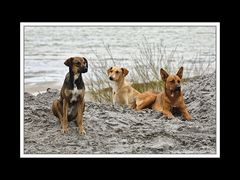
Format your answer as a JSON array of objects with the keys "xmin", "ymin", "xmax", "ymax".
[{"xmin": 24, "ymin": 25, "xmax": 216, "ymax": 90}]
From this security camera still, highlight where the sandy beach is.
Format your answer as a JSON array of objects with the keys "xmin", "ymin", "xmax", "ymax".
[{"xmin": 23, "ymin": 72, "xmax": 216, "ymax": 155}]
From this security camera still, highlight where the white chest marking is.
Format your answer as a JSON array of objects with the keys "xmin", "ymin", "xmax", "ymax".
[
  {"xmin": 74, "ymin": 74, "xmax": 79, "ymax": 80},
  {"xmin": 110, "ymin": 82, "xmax": 121, "ymax": 105},
  {"xmin": 69, "ymin": 73, "xmax": 82, "ymax": 103},
  {"xmin": 70, "ymin": 87, "xmax": 83, "ymax": 103},
  {"xmin": 111, "ymin": 82, "xmax": 118, "ymax": 94}
]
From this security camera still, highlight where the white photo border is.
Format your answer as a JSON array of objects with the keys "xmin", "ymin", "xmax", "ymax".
[{"xmin": 20, "ymin": 22, "xmax": 220, "ymax": 158}]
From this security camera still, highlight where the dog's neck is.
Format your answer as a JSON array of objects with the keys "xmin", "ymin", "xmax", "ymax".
[
  {"xmin": 68, "ymin": 70, "xmax": 85, "ymax": 90},
  {"xmin": 111, "ymin": 78, "xmax": 125, "ymax": 93}
]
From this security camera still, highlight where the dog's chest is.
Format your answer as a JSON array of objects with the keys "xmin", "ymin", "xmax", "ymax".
[
  {"xmin": 70, "ymin": 86, "xmax": 83, "ymax": 103},
  {"xmin": 111, "ymin": 83, "xmax": 118, "ymax": 95}
]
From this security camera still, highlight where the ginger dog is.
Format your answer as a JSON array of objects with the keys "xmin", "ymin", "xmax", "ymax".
[
  {"xmin": 107, "ymin": 66, "xmax": 140, "ymax": 108},
  {"xmin": 136, "ymin": 67, "xmax": 192, "ymax": 120}
]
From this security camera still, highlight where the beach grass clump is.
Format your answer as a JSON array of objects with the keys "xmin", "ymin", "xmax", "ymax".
[{"xmin": 85, "ymin": 38, "xmax": 215, "ymax": 103}]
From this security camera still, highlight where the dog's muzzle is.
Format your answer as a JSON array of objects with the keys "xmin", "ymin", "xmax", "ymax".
[
  {"xmin": 83, "ymin": 66, "xmax": 88, "ymax": 72},
  {"xmin": 109, "ymin": 76, "xmax": 113, "ymax": 81},
  {"xmin": 80, "ymin": 66, "xmax": 88, "ymax": 73},
  {"xmin": 174, "ymin": 85, "xmax": 181, "ymax": 92}
]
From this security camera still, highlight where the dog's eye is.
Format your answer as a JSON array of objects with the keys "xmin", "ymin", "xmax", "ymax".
[
  {"xmin": 178, "ymin": 80, "xmax": 180, "ymax": 83},
  {"xmin": 116, "ymin": 71, "xmax": 119, "ymax": 73},
  {"xmin": 170, "ymin": 80, "xmax": 175, "ymax": 83}
]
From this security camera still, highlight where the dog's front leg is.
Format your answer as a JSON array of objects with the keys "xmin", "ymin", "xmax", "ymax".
[
  {"xmin": 162, "ymin": 103, "xmax": 174, "ymax": 119},
  {"xmin": 112, "ymin": 94, "xmax": 119, "ymax": 110},
  {"xmin": 163, "ymin": 110, "xmax": 174, "ymax": 119},
  {"xmin": 153, "ymin": 103, "xmax": 173, "ymax": 119},
  {"xmin": 124, "ymin": 96, "xmax": 129, "ymax": 108},
  {"xmin": 62, "ymin": 99, "xmax": 69, "ymax": 133},
  {"xmin": 179, "ymin": 103, "xmax": 192, "ymax": 121},
  {"xmin": 112, "ymin": 98, "xmax": 117, "ymax": 106},
  {"xmin": 77, "ymin": 101, "xmax": 86, "ymax": 135}
]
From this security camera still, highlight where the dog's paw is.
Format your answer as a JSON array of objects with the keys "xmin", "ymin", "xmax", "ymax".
[
  {"xmin": 61, "ymin": 127, "xmax": 69, "ymax": 133},
  {"xmin": 78, "ymin": 127, "xmax": 86, "ymax": 135},
  {"xmin": 164, "ymin": 114, "xmax": 174, "ymax": 119},
  {"xmin": 184, "ymin": 115, "xmax": 192, "ymax": 121}
]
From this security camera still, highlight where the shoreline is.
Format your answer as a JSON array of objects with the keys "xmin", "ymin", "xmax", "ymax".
[
  {"xmin": 25, "ymin": 82, "xmax": 95, "ymax": 101},
  {"xmin": 25, "ymin": 81, "xmax": 61, "ymax": 94}
]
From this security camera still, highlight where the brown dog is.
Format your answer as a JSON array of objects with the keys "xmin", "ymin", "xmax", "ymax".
[
  {"xmin": 136, "ymin": 67, "xmax": 192, "ymax": 120},
  {"xmin": 52, "ymin": 56, "xmax": 88, "ymax": 134},
  {"xmin": 107, "ymin": 66, "xmax": 140, "ymax": 108}
]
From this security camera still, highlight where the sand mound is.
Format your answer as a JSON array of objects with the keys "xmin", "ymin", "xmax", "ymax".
[{"xmin": 24, "ymin": 73, "xmax": 216, "ymax": 154}]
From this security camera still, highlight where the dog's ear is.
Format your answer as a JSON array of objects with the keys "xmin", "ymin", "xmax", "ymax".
[
  {"xmin": 64, "ymin": 57, "xmax": 73, "ymax": 67},
  {"xmin": 121, "ymin": 68, "xmax": 129, "ymax": 77},
  {"xmin": 107, "ymin": 67, "xmax": 113, "ymax": 75},
  {"xmin": 82, "ymin": 57, "xmax": 88, "ymax": 64},
  {"xmin": 160, "ymin": 68, "xmax": 169, "ymax": 81},
  {"xmin": 82, "ymin": 57, "xmax": 88, "ymax": 67},
  {"xmin": 176, "ymin": 67, "xmax": 183, "ymax": 79}
]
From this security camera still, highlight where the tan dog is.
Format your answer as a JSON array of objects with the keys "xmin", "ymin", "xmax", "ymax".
[
  {"xmin": 52, "ymin": 56, "xmax": 88, "ymax": 134},
  {"xmin": 107, "ymin": 66, "xmax": 140, "ymax": 108},
  {"xmin": 136, "ymin": 67, "xmax": 192, "ymax": 120}
]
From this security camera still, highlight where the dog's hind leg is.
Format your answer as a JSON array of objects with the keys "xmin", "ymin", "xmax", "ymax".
[
  {"xmin": 135, "ymin": 93, "xmax": 157, "ymax": 110},
  {"xmin": 135, "ymin": 99, "xmax": 146, "ymax": 110},
  {"xmin": 52, "ymin": 99, "xmax": 63, "ymax": 121}
]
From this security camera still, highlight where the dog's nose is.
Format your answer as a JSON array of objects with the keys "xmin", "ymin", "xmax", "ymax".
[
  {"xmin": 109, "ymin": 77, "xmax": 113, "ymax": 80},
  {"xmin": 175, "ymin": 85, "xmax": 181, "ymax": 91}
]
